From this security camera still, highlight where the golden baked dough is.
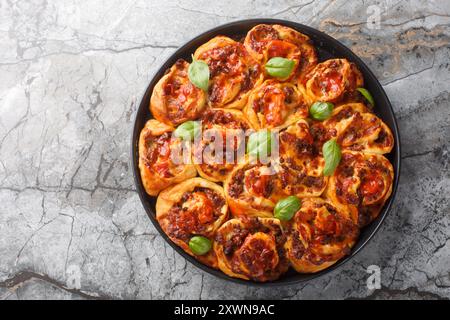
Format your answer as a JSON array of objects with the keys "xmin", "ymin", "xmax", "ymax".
[
  {"xmin": 224, "ymin": 157, "xmax": 285, "ymax": 218},
  {"xmin": 325, "ymin": 151, "xmax": 394, "ymax": 226},
  {"xmin": 244, "ymin": 24, "xmax": 317, "ymax": 82},
  {"xmin": 150, "ymin": 59, "xmax": 206, "ymax": 126},
  {"xmin": 310, "ymin": 103, "xmax": 394, "ymax": 154},
  {"xmin": 156, "ymin": 178, "xmax": 228, "ymax": 268},
  {"xmin": 214, "ymin": 217, "xmax": 289, "ymax": 281},
  {"xmin": 244, "ymin": 80, "xmax": 309, "ymax": 129},
  {"xmin": 277, "ymin": 119, "xmax": 328, "ymax": 197},
  {"xmin": 305, "ymin": 59, "xmax": 363, "ymax": 103},
  {"xmin": 194, "ymin": 108, "xmax": 252, "ymax": 182},
  {"xmin": 194, "ymin": 36, "xmax": 263, "ymax": 109},
  {"xmin": 138, "ymin": 119, "xmax": 197, "ymax": 196},
  {"xmin": 285, "ymin": 198, "xmax": 359, "ymax": 273}
]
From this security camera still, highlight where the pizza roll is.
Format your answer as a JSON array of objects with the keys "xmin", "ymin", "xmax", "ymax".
[
  {"xmin": 138, "ymin": 119, "xmax": 197, "ymax": 196},
  {"xmin": 214, "ymin": 217, "xmax": 289, "ymax": 281},
  {"xmin": 326, "ymin": 151, "xmax": 394, "ymax": 226},
  {"xmin": 156, "ymin": 178, "xmax": 228, "ymax": 268},
  {"xmin": 194, "ymin": 36, "xmax": 263, "ymax": 109},
  {"xmin": 285, "ymin": 198, "xmax": 359, "ymax": 273},
  {"xmin": 224, "ymin": 157, "xmax": 285, "ymax": 218},
  {"xmin": 310, "ymin": 103, "xmax": 394, "ymax": 154},
  {"xmin": 244, "ymin": 80, "xmax": 309, "ymax": 129},
  {"xmin": 194, "ymin": 108, "xmax": 252, "ymax": 182},
  {"xmin": 305, "ymin": 59, "xmax": 363, "ymax": 103},
  {"xmin": 277, "ymin": 119, "xmax": 328, "ymax": 197},
  {"xmin": 150, "ymin": 59, "xmax": 207, "ymax": 126},
  {"xmin": 244, "ymin": 24, "xmax": 317, "ymax": 82}
]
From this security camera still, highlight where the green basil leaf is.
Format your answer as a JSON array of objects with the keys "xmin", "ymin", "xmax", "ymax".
[
  {"xmin": 174, "ymin": 121, "xmax": 200, "ymax": 141},
  {"xmin": 309, "ymin": 101, "xmax": 334, "ymax": 121},
  {"xmin": 323, "ymin": 139, "xmax": 341, "ymax": 176},
  {"xmin": 188, "ymin": 55, "xmax": 209, "ymax": 91},
  {"xmin": 189, "ymin": 236, "xmax": 212, "ymax": 255},
  {"xmin": 357, "ymin": 87, "xmax": 375, "ymax": 106},
  {"xmin": 274, "ymin": 196, "xmax": 301, "ymax": 221},
  {"xmin": 247, "ymin": 130, "xmax": 273, "ymax": 158},
  {"xmin": 265, "ymin": 57, "xmax": 295, "ymax": 79}
]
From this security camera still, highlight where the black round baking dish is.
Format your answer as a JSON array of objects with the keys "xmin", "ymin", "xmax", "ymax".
[{"xmin": 131, "ymin": 18, "xmax": 401, "ymax": 286}]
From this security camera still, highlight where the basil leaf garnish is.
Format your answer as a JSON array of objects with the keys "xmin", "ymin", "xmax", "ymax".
[
  {"xmin": 265, "ymin": 57, "xmax": 295, "ymax": 79},
  {"xmin": 189, "ymin": 236, "xmax": 212, "ymax": 255},
  {"xmin": 247, "ymin": 130, "xmax": 273, "ymax": 158},
  {"xmin": 174, "ymin": 121, "xmax": 200, "ymax": 141},
  {"xmin": 188, "ymin": 55, "xmax": 209, "ymax": 91},
  {"xmin": 357, "ymin": 87, "xmax": 375, "ymax": 106},
  {"xmin": 323, "ymin": 139, "xmax": 341, "ymax": 176},
  {"xmin": 309, "ymin": 101, "xmax": 334, "ymax": 121},
  {"xmin": 274, "ymin": 196, "xmax": 301, "ymax": 221}
]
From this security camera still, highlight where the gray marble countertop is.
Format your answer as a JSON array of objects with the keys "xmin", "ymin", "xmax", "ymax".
[{"xmin": 0, "ymin": 0, "xmax": 449, "ymax": 300}]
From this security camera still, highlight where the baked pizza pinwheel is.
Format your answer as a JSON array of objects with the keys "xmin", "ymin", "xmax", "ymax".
[
  {"xmin": 326, "ymin": 151, "xmax": 394, "ymax": 227},
  {"xmin": 277, "ymin": 119, "xmax": 328, "ymax": 197},
  {"xmin": 285, "ymin": 198, "xmax": 359, "ymax": 273},
  {"xmin": 244, "ymin": 80, "xmax": 309, "ymax": 129},
  {"xmin": 224, "ymin": 157, "xmax": 285, "ymax": 218},
  {"xmin": 138, "ymin": 119, "xmax": 197, "ymax": 196},
  {"xmin": 194, "ymin": 108, "xmax": 252, "ymax": 182},
  {"xmin": 194, "ymin": 36, "xmax": 263, "ymax": 109},
  {"xmin": 304, "ymin": 59, "xmax": 363, "ymax": 103},
  {"xmin": 310, "ymin": 103, "xmax": 394, "ymax": 154},
  {"xmin": 244, "ymin": 24, "xmax": 317, "ymax": 82},
  {"xmin": 156, "ymin": 178, "xmax": 228, "ymax": 267},
  {"xmin": 214, "ymin": 217, "xmax": 289, "ymax": 281},
  {"xmin": 150, "ymin": 59, "xmax": 206, "ymax": 126}
]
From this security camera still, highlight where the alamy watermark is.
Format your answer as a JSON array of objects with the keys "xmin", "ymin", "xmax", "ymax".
[{"xmin": 366, "ymin": 265, "xmax": 381, "ymax": 290}]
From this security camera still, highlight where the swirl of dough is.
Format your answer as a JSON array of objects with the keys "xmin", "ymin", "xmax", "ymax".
[
  {"xmin": 244, "ymin": 24, "xmax": 317, "ymax": 82},
  {"xmin": 194, "ymin": 108, "xmax": 252, "ymax": 182},
  {"xmin": 151, "ymin": 59, "xmax": 206, "ymax": 126},
  {"xmin": 156, "ymin": 178, "xmax": 228, "ymax": 268},
  {"xmin": 214, "ymin": 216, "xmax": 289, "ymax": 281},
  {"xmin": 194, "ymin": 36, "xmax": 263, "ymax": 109},
  {"xmin": 325, "ymin": 151, "xmax": 394, "ymax": 227},
  {"xmin": 305, "ymin": 59, "xmax": 363, "ymax": 103},
  {"xmin": 285, "ymin": 197, "xmax": 359, "ymax": 273},
  {"xmin": 277, "ymin": 119, "xmax": 328, "ymax": 197},
  {"xmin": 310, "ymin": 103, "xmax": 394, "ymax": 154},
  {"xmin": 224, "ymin": 157, "xmax": 285, "ymax": 218},
  {"xmin": 244, "ymin": 80, "xmax": 309, "ymax": 129},
  {"xmin": 138, "ymin": 119, "xmax": 197, "ymax": 196}
]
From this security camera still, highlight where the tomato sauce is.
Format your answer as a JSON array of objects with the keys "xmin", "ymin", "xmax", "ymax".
[
  {"xmin": 336, "ymin": 176, "xmax": 359, "ymax": 205},
  {"xmin": 254, "ymin": 86, "xmax": 285, "ymax": 126},
  {"xmin": 319, "ymin": 69, "xmax": 342, "ymax": 94},
  {"xmin": 146, "ymin": 133, "xmax": 174, "ymax": 178},
  {"xmin": 249, "ymin": 25, "xmax": 279, "ymax": 53},
  {"xmin": 361, "ymin": 172, "xmax": 384, "ymax": 199},
  {"xmin": 244, "ymin": 170, "xmax": 273, "ymax": 198},
  {"xmin": 267, "ymin": 40, "xmax": 297, "ymax": 59},
  {"xmin": 166, "ymin": 188, "xmax": 225, "ymax": 241},
  {"xmin": 236, "ymin": 236, "xmax": 277, "ymax": 276},
  {"xmin": 205, "ymin": 44, "xmax": 244, "ymax": 77}
]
